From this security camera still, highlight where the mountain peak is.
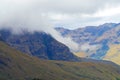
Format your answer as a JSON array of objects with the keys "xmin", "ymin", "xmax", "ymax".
[{"xmin": 0, "ymin": 29, "xmax": 79, "ymax": 61}]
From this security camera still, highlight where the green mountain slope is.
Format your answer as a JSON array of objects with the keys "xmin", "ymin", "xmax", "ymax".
[{"xmin": 0, "ymin": 41, "xmax": 120, "ymax": 80}]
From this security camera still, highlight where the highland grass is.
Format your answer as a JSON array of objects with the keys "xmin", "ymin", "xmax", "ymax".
[{"xmin": 0, "ymin": 41, "xmax": 120, "ymax": 80}]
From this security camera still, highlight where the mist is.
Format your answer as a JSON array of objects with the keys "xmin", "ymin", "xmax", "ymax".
[
  {"xmin": 80, "ymin": 43, "xmax": 101, "ymax": 52},
  {"xmin": 0, "ymin": 0, "xmax": 79, "ymax": 51}
]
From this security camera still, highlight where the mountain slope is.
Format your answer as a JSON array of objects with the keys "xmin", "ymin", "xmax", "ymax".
[
  {"xmin": 56, "ymin": 23, "xmax": 120, "ymax": 60},
  {"xmin": 103, "ymin": 44, "xmax": 120, "ymax": 65},
  {"xmin": 95, "ymin": 24, "xmax": 120, "ymax": 44},
  {"xmin": 0, "ymin": 30, "xmax": 79, "ymax": 61},
  {"xmin": 0, "ymin": 41, "xmax": 120, "ymax": 80}
]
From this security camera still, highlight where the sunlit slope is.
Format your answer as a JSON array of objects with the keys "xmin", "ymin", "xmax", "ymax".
[
  {"xmin": 74, "ymin": 52, "xmax": 87, "ymax": 57},
  {"xmin": 104, "ymin": 44, "xmax": 120, "ymax": 65},
  {"xmin": 0, "ymin": 41, "xmax": 120, "ymax": 80}
]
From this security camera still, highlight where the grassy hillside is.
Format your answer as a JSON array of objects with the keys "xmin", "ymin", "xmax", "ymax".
[
  {"xmin": 74, "ymin": 52, "xmax": 87, "ymax": 57},
  {"xmin": 104, "ymin": 44, "xmax": 120, "ymax": 65},
  {"xmin": 0, "ymin": 41, "xmax": 120, "ymax": 80}
]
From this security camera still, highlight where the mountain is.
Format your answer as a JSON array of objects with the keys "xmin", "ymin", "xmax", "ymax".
[
  {"xmin": 95, "ymin": 23, "xmax": 120, "ymax": 44},
  {"xmin": 103, "ymin": 44, "xmax": 120, "ymax": 65},
  {"xmin": 0, "ymin": 41, "xmax": 120, "ymax": 80},
  {"xmin": 56, "ymin": 23, "xmax": 118, "ymax": 44},
  {"xmin": 56, "ymin": 23, "xmax": 120, "ymax": 64},
  {"xmin": 0, "ymin": 29, "xmax": 79, "ymax": 61}
]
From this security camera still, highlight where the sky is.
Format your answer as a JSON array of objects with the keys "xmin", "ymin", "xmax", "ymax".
[
  {"xmin": 0, "ymin": 0, "xmax": 120, "ymax": 51},
  {"xmin": 0, "ymin": 0, "xmax": 120, "ymax": 29}
]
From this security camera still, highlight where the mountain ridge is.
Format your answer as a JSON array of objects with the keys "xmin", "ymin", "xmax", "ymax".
[
  {"xmin": 56, "ymin": 22, "xmax": 120, "ymax": 65},
  {"xmin": 0, "ymin": 29, "xmax": 80, "ymax": 61}
]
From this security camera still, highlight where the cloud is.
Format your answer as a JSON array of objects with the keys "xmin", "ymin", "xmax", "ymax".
[
  {"xmin": 79, "ymin": 43, "xmax": 101, "ymax": 56},
  {"xmin": 1, "ymin": 0, "xmax": 120, "ymax": 29},
  {"xmin": 0, "ymin": 0, "xmax": 120, "ymax": 51},
  {"xmin": 0, "ymin": 0, "xmax": 79, "ymax": 51},
  {"xmin": 80, "ymin": 43, "xmax": 101, "ymax": 51}
]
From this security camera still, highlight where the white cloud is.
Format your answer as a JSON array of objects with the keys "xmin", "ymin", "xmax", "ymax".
[
  {"xmin": 1, "ymin": 0, "xmax": 120, "ymax": 29},
  {"xmin": 80, "ymin": 43, "xmax": 101, "ymax": 51},
  {"xmin": 0, "ymin": 0, "xmax": 120, "ymax": 50},
  {"xmin": 82, "ymin": 5, "xmax": 120, "ymax": 18},
  {"xmin": 0, "ymin": 0, "xmax": 79, "ymax": 51}
]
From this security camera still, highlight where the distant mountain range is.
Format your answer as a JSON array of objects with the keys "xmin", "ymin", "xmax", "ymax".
[
  {"xmin": 56, "ymin": 23, "xmax": 120, "ymax": 65},
  {"xmin": 0, "ymin": 40, "xmax": 120, "ymax": 80}
]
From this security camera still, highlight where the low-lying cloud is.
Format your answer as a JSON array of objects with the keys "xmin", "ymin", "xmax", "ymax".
[
  {"xmin": 0, "ymin": 0, "xmax": 120, "ymax": 51},
  {"xmin": 0, "ymin": 0, "xmax": 79, "ymax": 51},
  {"xmin": 80, "ymin": 43, "xmax": 101, "ymax": 52}
]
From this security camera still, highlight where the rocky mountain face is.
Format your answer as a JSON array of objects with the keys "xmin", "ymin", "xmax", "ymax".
[
  {"xmin": 0, "ymin": 41, "xmax": 120, "ymax": 80},
  {"xmin": 56, "ymin": 23, "xmax": 118, "ymax": 44},
  {"xmin": 56, "ymin": 23, "xmax": 120, "ymax": 64},
  {"xmin": 0, "ymin": 29, "xmax": 79, "ymax": 61}
]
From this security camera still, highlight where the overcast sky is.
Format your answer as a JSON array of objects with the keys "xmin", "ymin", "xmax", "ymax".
[
  {"xmin": 0, "ymin": 0, "xmax": 120, "ymax": 51},
  {"xmin": 0, "ymin": 0, "xmax": 120, "ymax": 29}
]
